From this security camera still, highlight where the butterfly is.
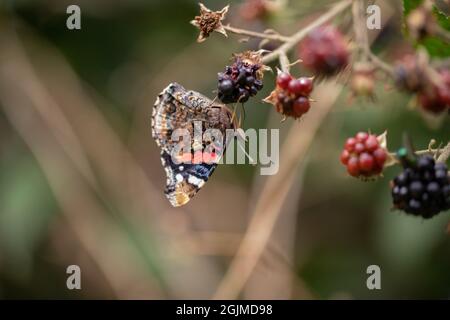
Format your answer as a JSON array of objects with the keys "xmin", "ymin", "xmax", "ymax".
[{"xmin": 151, "ymin": 83, "xmax": 236, "ymax": 207}]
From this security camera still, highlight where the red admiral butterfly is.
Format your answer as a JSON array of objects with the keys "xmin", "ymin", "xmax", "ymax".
[{"xmin": 151, "ymin": 83, "xmax": 236, "ymax": 207}]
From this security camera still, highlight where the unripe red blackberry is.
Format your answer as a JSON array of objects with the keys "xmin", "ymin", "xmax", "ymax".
[
  {"xmin": 263, "ymin": 71, "xmax": 314, "ymax": 119},
  {"xmin": 341, "ymin": 132, "xmax": 387, "ymax": 178},
  {"xmin": 218, "ymin": 51, "xmax": 266, "ymax": 104},
  {"xmin": 391, "ymin": 154, "xmax": 450, "ymax": 219},
  {"xmin": 298, "ymin": 25, "xmax": 349, "ymax": 77}
]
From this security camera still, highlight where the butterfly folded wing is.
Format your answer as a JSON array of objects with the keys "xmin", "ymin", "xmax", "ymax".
[{"xmin": 152, "ymin": 83, "xmax": 235, "ymax": 207}]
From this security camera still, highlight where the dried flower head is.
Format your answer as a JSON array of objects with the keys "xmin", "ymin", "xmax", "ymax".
[
  {"xmin": 217, "ymin": 50, "xmax": 269, "ymax": 104},
  {"xmin": 351, "ymin": 62, "xmax": 376, "ymax": 99},
  {"xmin": 190, "ymin": 3, "xmax": 229, "ymax": 43},
  {"xmin": 232, "ymin": 50, "xmax": 270, "ymax": 80}
]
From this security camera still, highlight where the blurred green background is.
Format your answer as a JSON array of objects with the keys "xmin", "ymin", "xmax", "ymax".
[{"xmin": 0, "ymin": 0, "xmax": 448, "ymax": 299}]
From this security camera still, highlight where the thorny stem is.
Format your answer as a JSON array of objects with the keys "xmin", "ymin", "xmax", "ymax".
[
  {"xmin": 387, "ymin": 143, "xmax": 450, "ymax": 166},
  {"xmin": 352, "ymin": 0, "xmax": 395, "ymax": 77},
  {"xmin": 352, "ymin": 0, "xmax": 369, "ymax": 61},
  {"xmin": 261, "ymin": 0, "xmax": 353, "ymax": 65},
  {"xmin": 222, "ymin": 0, "xmax": 391, "ymax": 75},
  {"xmin": 223, "ymin": 25, "xmax": 290, "ymax": 42},
  {"xmin": 218, "ymin": 0, "xmax": 352, "ymax": 69}
]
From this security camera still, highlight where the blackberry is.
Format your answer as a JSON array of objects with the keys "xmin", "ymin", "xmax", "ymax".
[
  {"xmin": 394, "ymin": 54, "xmax": 428, "ymax": 93},
  {"xmin": 217, "ymin": 52, "xmax": 265, "ymax": 104},
  {"xmin": 340, "ymin": 132, "xmax": 387, "ymax": 178},
  {"xmin": 391, "ymin": 154, "xmax": 450, "ymax": 218},
  {"xmin": 298, "ymin": 25, "xmax": 349, "ymax": 77},
  {"xmin": 263, "ymin": 71, "xmax": 314, "ymax": 119}
]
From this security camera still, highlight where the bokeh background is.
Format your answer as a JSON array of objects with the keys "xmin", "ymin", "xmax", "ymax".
[{"xmin": 0, "ymin": 0, "xmax": 449, "ymax": 299}]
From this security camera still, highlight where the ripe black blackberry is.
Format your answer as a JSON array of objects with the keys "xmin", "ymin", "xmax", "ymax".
[
  {"xmin": 391, "ymin": 154, "xmax": 450, "ymax": 219},
  {"xmin": 217, "ymin": 51, "xmax": 265, "ymax": 104}
]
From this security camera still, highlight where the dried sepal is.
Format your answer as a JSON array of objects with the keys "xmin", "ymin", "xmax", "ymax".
[
  {"xmin": 233, "ymin": 50, "xmax": 270, "ymax": 80},
  {"xmin": 190, "ymin": 3, "xmax": 229, "ymax": 43},
  {"xmin": 377, "ymin": 130, "xmax": 388, "ymax": 149},
  {"xmin": 376, "ymin": 131, "xmax": 397, "ymax": 168}
]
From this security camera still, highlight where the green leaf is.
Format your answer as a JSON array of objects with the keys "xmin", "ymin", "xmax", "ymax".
[
  {"xmin": 403, "ymin": 0, "xmax": 450, "ymax": 57},
  {"xmin": 419, "ymin": 36, "xmax": 450, "ymax": 57}
]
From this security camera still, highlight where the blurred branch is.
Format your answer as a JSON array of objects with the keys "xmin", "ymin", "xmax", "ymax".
[
  {"xmin": 182, "ymin": 232, "xmax": 242, "ymax": 256},
  {"xmin": 223, "ymin": 25, "xmax": 290, "ymax": 42},
  {"xmin": 0, "ymin": 27, "xmax": 168, "ymax": 299}
]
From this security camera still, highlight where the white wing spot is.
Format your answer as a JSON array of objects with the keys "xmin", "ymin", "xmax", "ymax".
[
  {"xmin": 188, "ymin": 175, "xmax": 205, "ymax": 188},
  {"xmin": 175, "ymin": 174, "xmax": 184, "ymax": 183}
]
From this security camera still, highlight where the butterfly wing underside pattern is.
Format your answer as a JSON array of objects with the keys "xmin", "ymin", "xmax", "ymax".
[{"xmin": 152, "ymin": 83, "xmax": 235, "ymax": 207}]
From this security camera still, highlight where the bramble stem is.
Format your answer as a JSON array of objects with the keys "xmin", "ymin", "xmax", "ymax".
[
  {"xmin": 368, "ymin": 52, "xmax": 395, "ymax": 77},
  {"xmin": 278, "ymin": 52, "xmax": 290, "ymax": 72},
  {"xmin": 352, "ymin": 0, "xmax": 395, "ymax": 77},
  {"xmin": 223, "ymin": 25, "xmax": 290, "ymax": 42},
  {"xmin": 387, "ymin": 143, "xmax": 450, "ymax": 165},
  {"xmin": 261, "ymin": 0, "xmax": 352, "ymax": 64}
]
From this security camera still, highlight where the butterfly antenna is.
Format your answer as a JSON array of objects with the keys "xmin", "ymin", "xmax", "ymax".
[
  {"xmin": 236, "ymin": 132, "xmax": 255, "ymax": 164},
  {"xmin": 230, "ymin": 104, "xmax": 238, "ymax": 127},
  {"xmin": 237, "ymin": 107, "xmax": 243, "ymax": 129}
]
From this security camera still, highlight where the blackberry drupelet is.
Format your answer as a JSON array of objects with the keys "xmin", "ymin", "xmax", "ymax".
[
  {"xmin": 391, "ymin": 155, "xmax": 450, "ymax": 218},
  {"xmin": 217, "ymin": 58, "xmax": 263, "ymax": 104}
]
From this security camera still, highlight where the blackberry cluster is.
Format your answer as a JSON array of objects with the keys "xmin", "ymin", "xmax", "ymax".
[
  {"xmin": 217, "ymin": 58, "xmax": 263, "ymax": 104},
  {"xmin": 394, "ymin": 55, "xmax": 450, "ymax": 114},
  {"xmin": 298, "ymin": 25, "xmax": 349, "ymax": 77},
  {"xmin": 391, "ymin": 155, "xmax": 450, "ymax": 219},
  {"xmin": 340, "ymin": 132, "xmax": 387, "ymax": 178},
  {"xmin": 417, "ymin": 69, "xmax": 450, "ymax": 114},
  {"xmin": 266, "ymin": 72, "xmax": 313, "ymax": 119}
]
